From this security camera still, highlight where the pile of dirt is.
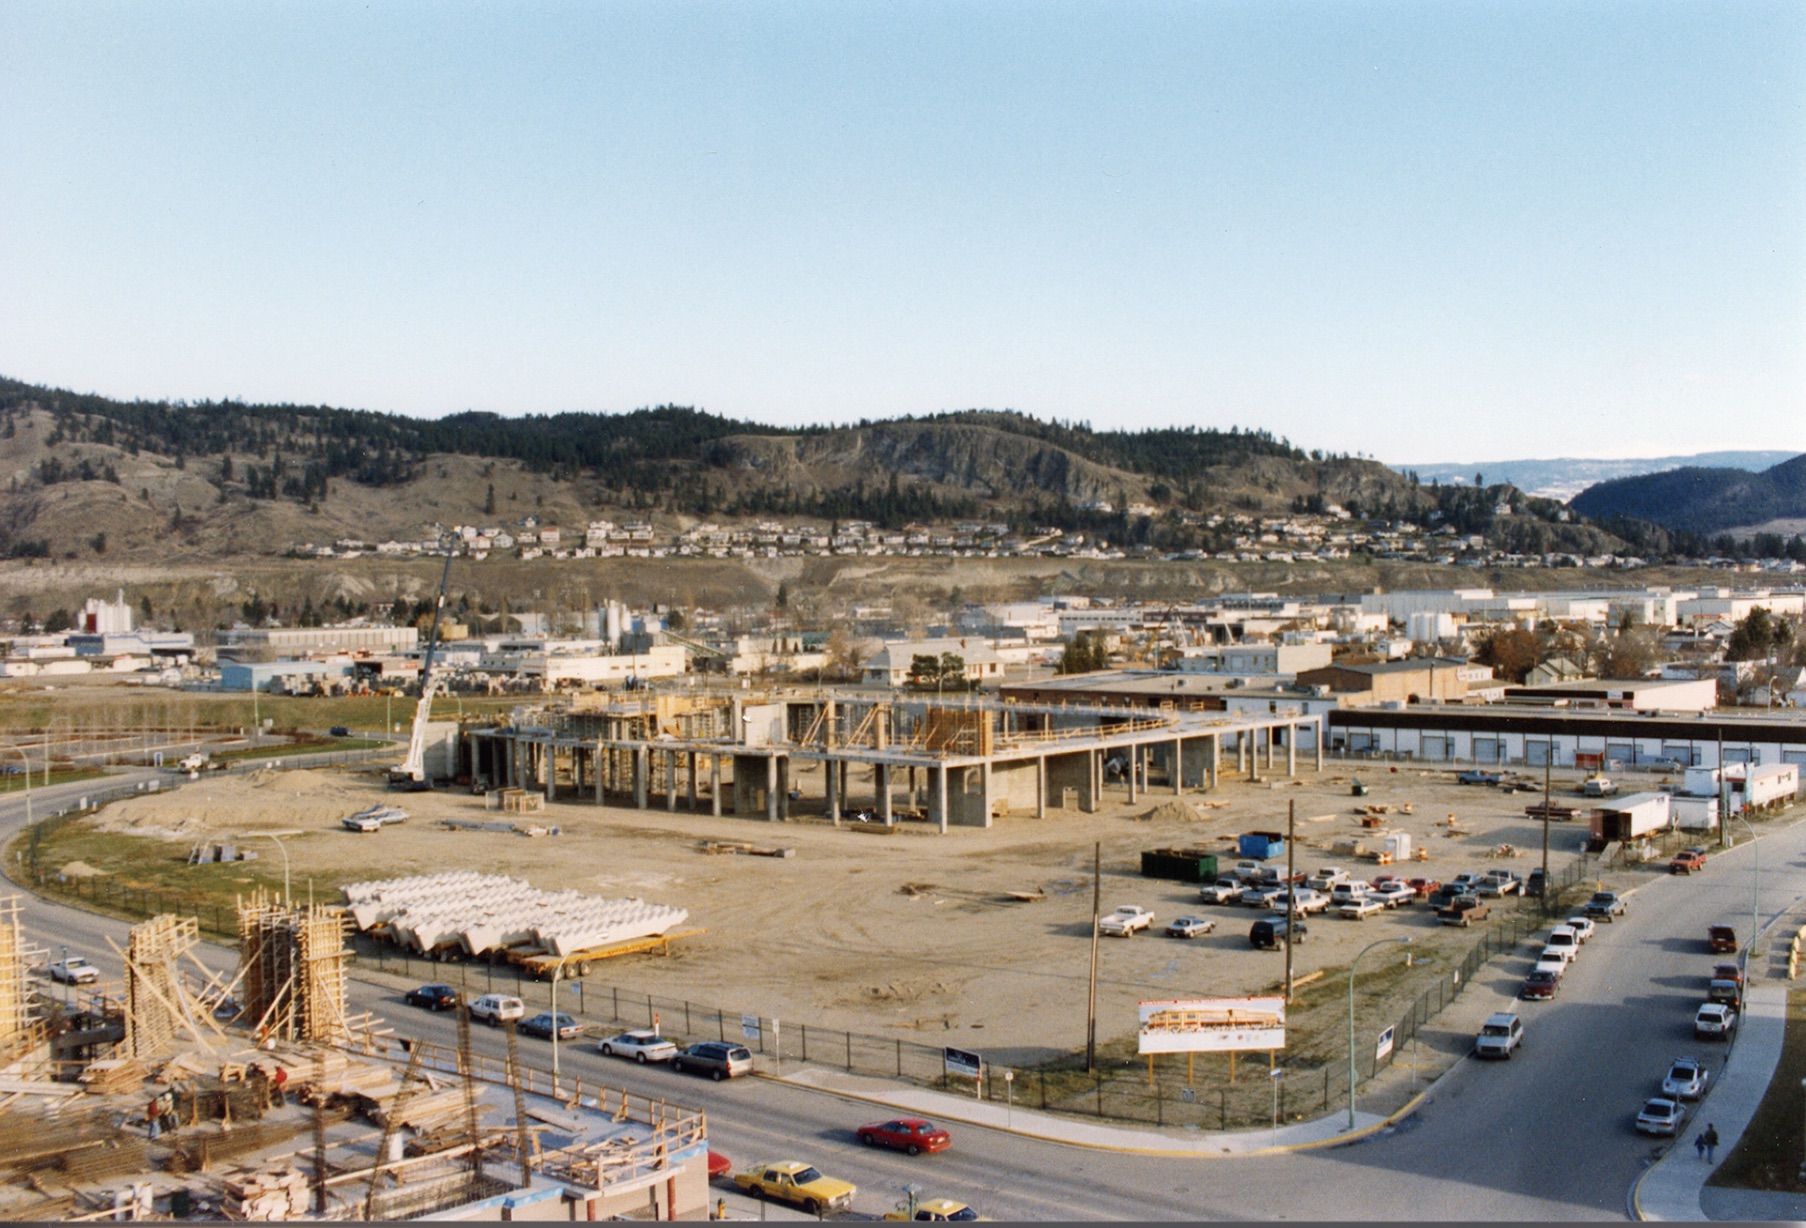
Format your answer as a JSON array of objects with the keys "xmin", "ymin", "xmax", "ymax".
[
  {"xmin": 59, "ymin": 860, "xmax": 105, "ymax": 878},
  {"xmin": 1137, "ymin": 800, "xmax": 1204, "ymax": 824}
]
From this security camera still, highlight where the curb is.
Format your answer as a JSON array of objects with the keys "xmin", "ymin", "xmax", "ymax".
[{"xmin": 753, "ymin": 1069, "xmax": 1433, "ymax": 1159}]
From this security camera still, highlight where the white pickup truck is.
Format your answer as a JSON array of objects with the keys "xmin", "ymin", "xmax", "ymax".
[
  {"xmin": 1339, "ymin": 897, "xmax": 1387, "ymax": 921},
  {"xmin": 1099, "ymin": 906, "xmax": 1156, "ymax": 937}
]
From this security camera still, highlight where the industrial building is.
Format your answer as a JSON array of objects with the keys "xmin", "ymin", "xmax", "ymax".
[{"xmin": 466, "ymin": 689, "xmax": 1324, "ymax": 831}]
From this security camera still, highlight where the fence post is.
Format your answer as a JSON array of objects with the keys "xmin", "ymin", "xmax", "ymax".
[
  {"xmin": 845, "ymin": 1031, "xmax": 852, "ymax": 1072},
  {"xmin": 896, "ymin": 1039, "xmax": 902, "ymax": 1077},
  {"xmin": 1095, "ymin": 1076, "xmax": 1103, "ymax": 1117},
  {"xmin": 1220, "ymin": 1088, "xmax": 1227, "ymax": 1130},
  {"xmin": 801, "ymin": 1024, "xmax": 808, "ymax": 1063}
]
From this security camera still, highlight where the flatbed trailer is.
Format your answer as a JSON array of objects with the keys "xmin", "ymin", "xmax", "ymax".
[{"xmin": 501, "ymin": 929, "xmax": 707, "ymax": 979}]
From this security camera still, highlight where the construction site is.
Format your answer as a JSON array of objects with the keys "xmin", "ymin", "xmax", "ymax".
[
  {"xmin": 0, "ymin": 891, "xmax": 711, "ymax": 1223},
  {"xmin": 465, "ymin": 689, "xmax": 1325, "ymax": 829}
]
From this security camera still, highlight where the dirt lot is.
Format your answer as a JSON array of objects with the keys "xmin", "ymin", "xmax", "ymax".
[{"xmin": 42, "ymin": 755, "xmax": 1633, "ymax": 1067}]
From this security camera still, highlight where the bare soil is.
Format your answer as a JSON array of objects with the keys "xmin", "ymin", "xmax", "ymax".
[{"xmin": 43, "ymin": 757, "xmax": 1619, "ymax": 1067}]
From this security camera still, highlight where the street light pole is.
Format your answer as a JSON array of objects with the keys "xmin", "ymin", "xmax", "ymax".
[{"xmin": 1348, "ymin": 937, "xmax": 1412, "ymax": 1131}]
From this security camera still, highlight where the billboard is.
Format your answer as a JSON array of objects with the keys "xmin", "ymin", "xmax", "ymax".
[
  {"xmin": 1137, "ymin": 997, "xmax": 1286, "ymax": 1055},
  {"xmin": 943, "ymin": 1046, "xmax": 983, "ymax": 1079}
]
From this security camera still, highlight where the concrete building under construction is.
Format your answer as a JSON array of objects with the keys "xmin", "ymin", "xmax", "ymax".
[{"xmin": 465, "ymin": 689, "xmax": 1326, "ymax": 830}]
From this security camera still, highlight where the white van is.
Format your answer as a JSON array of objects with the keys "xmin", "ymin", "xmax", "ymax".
[
  {"xmin": 469, "ymin": 994, "xmax": 525, "ymax": 1026},
  {"xmin": 1476, "ymin": 1012, "xmax": 1523, "ymax": 1059}
]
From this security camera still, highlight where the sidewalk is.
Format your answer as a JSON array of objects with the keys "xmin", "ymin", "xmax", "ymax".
[
  {"xmin": 768, "ymin": 1064, "xmax": 1413, "ymax": 1157},
  {"xmin": 1634, "ymin": 983, "xmax": 1790, "ymax": 1221}
]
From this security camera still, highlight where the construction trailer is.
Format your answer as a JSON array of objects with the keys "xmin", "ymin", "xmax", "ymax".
[{"xmin": 1589, "ymin": 792, "xmax": 1674, "ymax": 845}]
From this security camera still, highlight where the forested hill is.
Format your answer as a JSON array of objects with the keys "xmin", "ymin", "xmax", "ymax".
[
  {"xmin": 0, "ymin": 377, "xmax": 1303, "ymax": 490},
  {"xmin": 1570, "ymin": 454, "xmax": 1806, "ymax": 535},
  {"xmin": 0, "ymin": 374, "xmax": 1625, "ymax": 562}
]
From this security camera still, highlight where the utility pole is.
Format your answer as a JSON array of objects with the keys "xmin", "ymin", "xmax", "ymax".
[
  {"xmin": 1540, "ymin": 756, "xmax": 1551, "ymax": 916},
  {"xmin": 1284, "ymin": 800, "xmax": 1296, "ymax": 1001},
  {"xmin": 1086, "ymin": 841, "xmax": 1100, "ymax": 1073}
]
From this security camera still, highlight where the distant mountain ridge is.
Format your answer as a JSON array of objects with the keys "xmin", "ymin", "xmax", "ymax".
[
  {"xmin": 1392, "ymin": 451, "xmax": 1799, "ymax": 502},
  {"xmin": 1569, "ymin": 454, "xmax": 1806, "ymax": 535}
]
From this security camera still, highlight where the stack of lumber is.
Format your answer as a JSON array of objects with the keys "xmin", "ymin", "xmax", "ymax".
[
  {"xmin": 222, "ymin": 1166, "xmax": 310, "ymax": 1221},
  {"xmin": 78, "ymin": 1058, "xmax": 148, "ymax": 1095},
  {"xmin": 368, "ymin": 1087, "xmax": 476, "ymax": 1134}
]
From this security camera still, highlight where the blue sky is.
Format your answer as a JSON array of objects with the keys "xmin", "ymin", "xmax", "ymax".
[{"xmin": 1, "ymin": 1, "xmax": 1800, "ymax": 462}]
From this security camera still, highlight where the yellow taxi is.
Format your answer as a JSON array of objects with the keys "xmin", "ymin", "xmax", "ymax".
[
  {"xmin": 884, "ymin": 1196, "xmax": 984, "ymax": 1221},
  {"xmin": 732, "ymin": 1161, "xmax": 856, "ymax": 1215}
]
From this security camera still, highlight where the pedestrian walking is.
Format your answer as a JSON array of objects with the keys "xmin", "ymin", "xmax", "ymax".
[
  {"xmin": 1703, "ymin": 1124, "xmax": 1719, "ymax": 1163},
  {"xmin": 159, "ymin": 1091, "xmax": 178, "ymax": 1136},
  {"xmin": 1693, "ymin": 1132, "xmax": 1706, "ymax": 1161},
  {"xmin": 146, "ymin": 1095, "xmax": 161, "ymax": 1141},
  {"xmin": 272, "ymin": 1066, "xmax": 288, "ymax": 1108}
]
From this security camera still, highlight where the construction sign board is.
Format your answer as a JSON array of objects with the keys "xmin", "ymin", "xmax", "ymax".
[{"xmin": 1137, "ymin": 996, "xmax": 1286, "ymax": 1055}]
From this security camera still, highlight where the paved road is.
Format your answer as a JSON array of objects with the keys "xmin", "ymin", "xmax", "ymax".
[{"xmin": 5, "ymin": 778, "xmax": 1804, "ymax": 1220}]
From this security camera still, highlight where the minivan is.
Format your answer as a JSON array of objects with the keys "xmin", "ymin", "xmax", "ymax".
[
  {"xmin": 468, "ymin": 994, "xmax": 526, "ymax": 1026},
  {"xmin": 1249, "ymin": 918, "xmax": 1307, "ymax": 949},
  {"xmin": 672, "ymin": 1041, "xmax": 754, "ymax": 1081}
]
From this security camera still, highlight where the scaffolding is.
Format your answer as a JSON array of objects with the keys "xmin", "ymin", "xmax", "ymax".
[
  {"xmin": 118, "ymin": 914, "xmax": 229, "ymax": 1060},
  {"xmin": 236, "ymin": 891, "xmax": 354, "ymax": 1046},
  {"xmin": 0, "ymin": 896, "xmax": 27, "ymax": 1053}
]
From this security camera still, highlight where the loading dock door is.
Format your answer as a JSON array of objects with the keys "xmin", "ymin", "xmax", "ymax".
[
  {"xmin": 1421, "ymin": 736, "xmax": 1451, "ymax": 762},
  {"xmin": 1526, "ymin": 740, "xmax": 1552, "ymax": 767},
  {"xmin": 1473, "ymin": 737, "xmax": 1501, "ymax": 764}
]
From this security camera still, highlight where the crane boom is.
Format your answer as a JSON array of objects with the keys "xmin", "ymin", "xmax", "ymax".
[{"xmin": 390, "ymin": 537, "xmax": 455, "ymax": 791}]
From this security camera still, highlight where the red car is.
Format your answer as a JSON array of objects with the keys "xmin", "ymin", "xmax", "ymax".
[
  {"xmin": 1405, "ymin": 877, "xmax": 1442, "ymax": 900},
  {"xmin": 1714, "ymin": 963, "xmax": 1745, "ymax": 990},
  {"xmin": 1708, "ymin": 925, "xmax": 1738, "ymax": 954},
  {"xmin": 1669, "ymin": 850, "xmax": 1707, "ymax": 875},
  {"xmin": 1520, "ymin": 969, "xmax": 1560, "ymax": 1000},
  {"xmin": 857, "ymin": 1118, "xmax": 952, "ymax": 1156}
]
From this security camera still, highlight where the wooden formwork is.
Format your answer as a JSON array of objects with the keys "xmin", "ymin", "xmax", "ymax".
[
  {"xmin": 0, "ymin": 896, "xmax": 25, "ymax": 1050},
  {"xmin": 237, "ymin": 891, "xmax": 355, "ymax": 1046}
]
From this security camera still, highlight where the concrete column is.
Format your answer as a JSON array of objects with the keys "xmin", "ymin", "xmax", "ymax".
[
  {"xmin": 595, "ymin": 742, "xmax": 604, "ymax": 804},
  {"xmin": 877, "ymin": 763, "xmax": 893, "ymax": 825},
  {"xmin": 824, "ymin": 698, "xmax": 836, "ymax": 748},
  {"xmin": 633, "ymin": 747, "xmax": 648, "ymax": 810},
  {"xmin": 688, "ymin": 752, "xmax": 698, "ymax": 811},
  {"xmin": 1036, "ymin": 756, "xmax": 1047, "ymax": 820},
  {"xmin": 1287, "ymin": 726, "xmax": 1297, "ymax": 777},
  {"xmin": 666, "ymin": 750, "xmax": 677, "ymax": 811},
  {"xmin": 711, "ymin": 754, "xmax": 722, "ymax": 817},
  {"xmin": 935, "ymin": 764, "xmax": 949, "ymax": 835},
  {"xmin": 1315, "ymin": 719, "xmax": 1324, "ymax": 773},
  {"xmin": 544, "ymin": 745, "xmax": 556, "ymax": 801},
  {"xmin": 839, "ymin": 760, "xmax": 849, "ymax": 800},
  {"xmin": 826, "ymin": 755, "xmax": 840, "ymax": 824},
  {"xmin": 1173, "ymin": 738, "xmax": 1184, "ymax": 795},
  {"xmin": 980, "ymin": 760, "xmax": 993, "ymax": 829},
  {"xmin": 766, "ymin": 756, "xmax": 779, "ymax": 822},
  {"xmin": 779, "ymin": 757, "xmax": 790, "ymax": 820},
  {"xmin": 908, "ymin": 766, "xmax": 917, "ymax": 809},
  {"xmin": 1085, "ymin": 750, "xmax": 1100, "ymax": 814},
  {"xmin": 1127, "ymin": 747, "xmax": 1139, "ymax": 804},
  {"xmin": 1238, "ymin": 734, "xmax": 1248, "ymax": 775},
  {"xmin": 1209, "ymin": 734, "xmax": 1220, "ymax": 790}
]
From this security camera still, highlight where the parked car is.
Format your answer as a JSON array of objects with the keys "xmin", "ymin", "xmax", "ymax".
[
  {"xmin": 519, "ymin": 1011, "xmax": 584, "ymax": 1041},
  {"xmin": 1165, "ymin": 916, "xmax": 1216, "ymax": 939},
  {"xmin": 1306, "ymin": 867, "xmax": 1350, "ymax": 892},
  {"xmin": 1707, "ymin": 979, "xmax": 1743, "ymax": 1008},
  {"xmin": 1340, "ymin": 897, "xmax": 1387, "ymax": 921},
  {"xmin": 1520, "ymin": 969, "xmax": 1560, "ymax": 1000},
  {"xmin": 1267, "ymin": 888, "xmax": 1328, "ymax": 915},
  {"xmin": 1438, "ymin": 896, "xmax": 1492, "ymax": 927},
  {"xmin": 1584, "ymin": 892, "xmax": 1628, "ymax": 921},
  {"xmin": 1457, "ymin": 769, "xmax": 1502, "ymax": 785},
  {"xmin": 1636, "ymin": 1097, "xmax": 1687, "ymax": 1137},
  {"xmin": 1478, "ymin": 870, "xmax": 1522, "ymax": 897},
  {"xmin": 1662, "ymin": 1057, "xmax": 1709, "ymax": 1101},
  {"xmin": 1713, "ymin": 963, "xmax": 1744, "ymax": 990},
  {"xmin": 1543, "ymin": 926, "xmax": 1581, "ymax": 960},
  {"xmin": 733, "ymin": 1162, "xmax": 857, "ymax": 1215},
  {"xmin": 1098, "ymin": 905, "xmax": 1156, "ymax": 936},
  {"xmin": 1532, "ymin": 952, "xmax": 1569, "ymax": 979},
  {"xmin": 1580, "ymin": 775, "xmax": 1617, "ymax": 797},
  {"xmin": 1695, "ymin": 1003, "xmax": 1738, "ymax": 1040},
  {"xmin": 1564, "ymin": 916, "xmax": 1596, "ymax": 943},
  {"xmin": 857, "ymin": 1117, "xmax": 952, "ymax": 1156},
  {"xmin": 1536, "ymin": 942, "xmax": 1575, "ymax": 970},
  {"xmin": 884, "ymin": 1197, "xmax": 981, "ymax": 1222},
  {"xmin": 1231, "ymin": 860, "xmax": 1267, "ymax": 883},
  {"xmin": 328, "ymin": 725, "xmax": 352, "ymax": 737},
  {"xmin": 1669, "ymin": 850, "xmax": 1707, "ymax": 875},
  {"xmin": 403, "ymin": 983, "xmax": 459, "ymax": 1011},
  {"xmin": 674, "ymin": 1041, "xmax": 755, "ymax": 1080},
  {"xmin": 47, "ymin": 956, "xmax": 100, "ymax": 985},
  {"xmin": 707, "ymin": 1151, "xmax": 733, "ymax": 1181},
  {"xmin": 1368, "ymin": 880, "xmax": 1416, "ymax": 908},
  {"xmin": 1707, "ymin": 925, "xmax": 1738, "ymax": 953},
  {"xmin": 1450, "ymin": 873, "xmax": 1486, "ymax": 895},
  {"xmin": 1199, "ymin": 877, "xmax": 1245, "ymax": 905},
  {"xmin": 1405, "ymin": 877, "xmax": 1442, "ymax": 900},
  {"xmin": 1249, "ymin": 918, "xmax": 1307, "ymax": 949},
  {"xmin": 1524, "ymin": 868, "xmax": 1547, "ymax": 899},
  {"xmin": 1238, "ymin": 886, "xmax": 1286, "ymax": 909},
  {"xmin": 599, "ymin": 1030, "xmax": 679, "ymax": 1064},
  {"xmin": 1475, "ymin": 1012, "xmax": 1524, "ymax": 1058},
  {"xmin": 468, "ymin": 994, "xmax": 525, "ymax": 1026}
]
